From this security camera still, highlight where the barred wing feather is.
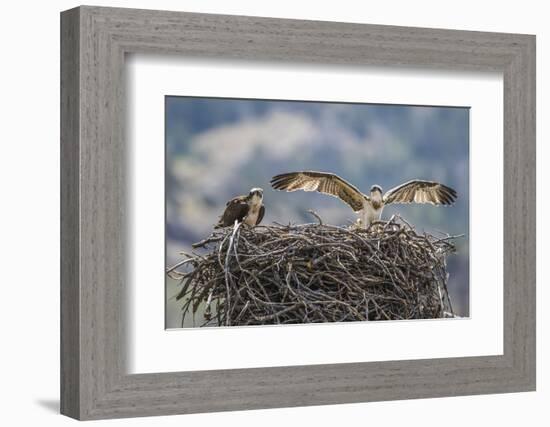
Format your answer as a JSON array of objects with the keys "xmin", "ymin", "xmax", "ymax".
[
  {"xmin": 383, "ymin": 180, "xmax": 457, "ymax": 206},
  {"xmin": 270, "ymin": 171, "xmax": 365, "ymax": 212}
]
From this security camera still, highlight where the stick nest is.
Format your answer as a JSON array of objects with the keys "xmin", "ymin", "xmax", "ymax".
[{"xmin": 168, "ymin": 215, "xmax": 458, "ymax": 327}]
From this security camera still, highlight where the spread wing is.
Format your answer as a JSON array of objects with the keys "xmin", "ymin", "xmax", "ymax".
[
  {"xmin": 383, "ymin": 180, "xmax": 457, "ymax": 206},
  {"xmin": 216, "ymin": 196, "xmax": 249, "ymax": 227},
  {"xmin": 256, "ymin": 205, "xmax": 265, "ymax": 225},
  {"xmin": 270, "ymin": 171, "xmax": 366, "ymax": 212}
]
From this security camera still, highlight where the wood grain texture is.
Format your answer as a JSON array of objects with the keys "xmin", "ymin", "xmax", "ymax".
[
  {"xmin": 60, "ymin": 7, "xmax": 80, "ymax": 419},
  {"xmin": 60, "ymin": 5, "xmax": 536, "ymax": 420}
]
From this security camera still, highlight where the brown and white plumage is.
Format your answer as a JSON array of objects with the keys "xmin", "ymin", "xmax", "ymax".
[
  {"xmin": 383, "ymin": 180, "xmax": 457, "ymax": 205},
  {"xmin": 270, "ymin": 171, "xmax": 457, "ymax": 228},
  {"xmin": 270, "ymin": 171, "xmax": 364, "ymax": 211},
  {"xmin": 215, "ymin": 188, "xmax": 265, "ymax": 228}
]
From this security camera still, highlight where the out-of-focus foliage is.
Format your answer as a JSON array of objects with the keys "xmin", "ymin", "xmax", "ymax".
[{"xmin": 165, "ymin": 97, "xmax": 469, "ymax": 326}]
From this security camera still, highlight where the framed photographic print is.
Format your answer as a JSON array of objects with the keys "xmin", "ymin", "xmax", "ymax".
[
  {"xmin": 164, "ymin": 96, "xmax": 469, "ymax": 331},
  {"xmin": 61, "ymin": 6, "xmax": 536, "ymax": 420}
]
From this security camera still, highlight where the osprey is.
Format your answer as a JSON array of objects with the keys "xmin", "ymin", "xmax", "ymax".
[
  {"xmin": 215, "ymin": 188, "xmax": 265, "ymax": 228},
  {"xmin": 270, "ymin": 171, "xmax": 457, "ymax": 228}
]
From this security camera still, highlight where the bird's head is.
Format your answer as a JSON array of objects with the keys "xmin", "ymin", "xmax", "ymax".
[
  {"xmin": 370, "ymin": 185, "xmax": 383, "ymax": 196},
  {"xmin": 248, "ymin": 187, "xmax": 264, "ymax": 203}
]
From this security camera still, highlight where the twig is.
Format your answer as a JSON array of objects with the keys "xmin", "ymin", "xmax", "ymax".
[{"xmin": 307, "ymin": 210, "xmax": 323, "ymax": 225}]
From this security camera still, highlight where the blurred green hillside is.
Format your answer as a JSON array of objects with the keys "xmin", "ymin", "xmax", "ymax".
[{"xmin": 165, "ymin": 97, "xmax": 469, "ymax": 326}]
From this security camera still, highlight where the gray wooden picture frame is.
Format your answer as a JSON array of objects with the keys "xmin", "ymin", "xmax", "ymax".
[{"xmin": 60, "ymin": 5, "xmax": 536, "ymax": 420}]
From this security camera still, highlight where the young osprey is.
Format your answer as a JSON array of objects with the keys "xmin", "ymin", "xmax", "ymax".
[
  {"xmin": 215, "ymin": 188, "xmax": 265, "ymax": 228},
  {"xmin": 270, "ymin": 171, "xmax": 457, "ymax": 228}
]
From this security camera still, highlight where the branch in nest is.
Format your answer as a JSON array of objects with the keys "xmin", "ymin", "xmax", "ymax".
[{"xmin": 307, "ymin": 209, "xmax": 323, "ymax": 225}]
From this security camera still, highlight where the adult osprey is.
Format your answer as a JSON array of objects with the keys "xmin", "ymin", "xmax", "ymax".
[
  {"xmin": 215, "ymin": 188, "xmax": 265, "ymax": 228},
  {"xmin": 270, "ymin": 171, "xmax": 457, "ymax": 228}
]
